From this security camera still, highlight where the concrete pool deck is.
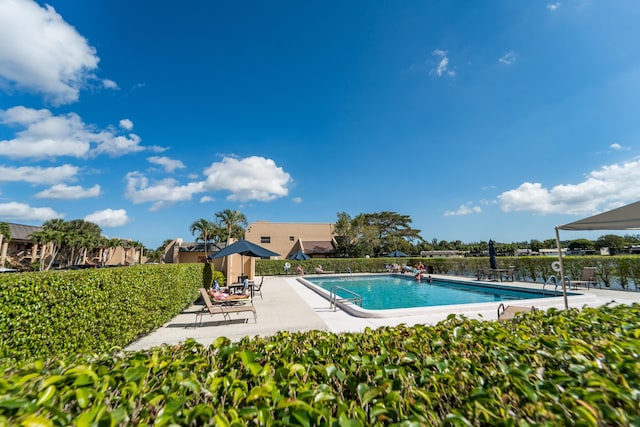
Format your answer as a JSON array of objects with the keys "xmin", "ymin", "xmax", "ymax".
[{"xmin": 126, "ymin": 274, "xmax": 640, "ymax": 351}]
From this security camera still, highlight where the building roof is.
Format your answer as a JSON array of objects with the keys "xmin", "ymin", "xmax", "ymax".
[
  {"xmin": 178, "ymin": 242, "xmax": 225, "ymax": 253},
  {"xmin": 6, "ymin": 223, "xmax": 42, "ymax": 241},
  {"xmin": 302, "ymin": 240, "xmax": 335, "ymax": 255}
]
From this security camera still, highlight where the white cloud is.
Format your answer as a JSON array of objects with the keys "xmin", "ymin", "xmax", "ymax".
[
  {"xmin": 444, "ymin": 204, "xmax": 482, "ymax": 216},
  {"xmin": 499, "ymin": 51, "xmax": 517, "ymax": 65},
  {"xmin": 292, "ymin": 197, "xmax": 303, "ymax": 204},
  {"xmin": 204, "ymin": 156, "xmax": 292, "ymax": 202},
  {"xmin": 0, "ymin": 164, "xmax": 78, "ymax": 184},
  {"xmin": 200, "ymin": 196, "xmax": 214, "ymax": 203},
  {"xmin": 84, "ymin": 208, "xmax": 129, "ymax": 227},
  {"xmin": 34, "ymin": 184, "xmax": 101, "ymax": 200},
  {"xmin": 124, "ymin": 155, "xmax": 292, "ymax": 210},
  {"xmin": 0, "ymin": 0, "xmax": 100, "ymax": 105},
  {"xmin": 499, "ymin": 159, "xmax": 640, "ymax": 215},
  {"xmin": 0, "ymin": 201, "xmax": 62, "ymax": 221},
  {"xmin": 125, "ymin": 171, "xmax": 205, "ymax": 211},
  {"xmin": 0, "ymin": 107, "xmax": 146, "ymax": 159},
  {"xmin": 103, "ymin": 79, "xmax": 118, "ymax": 90},
  {"xmin": 547, "ymin": 3, "xmax": 560, "ymax": 11},
  {"xmin": 147, "ymin": 156, "xmax": 186, "ymax": 173},
  {"xmin": 431, "ymin": 49, "xmax": 455, "ymax": 77},
  {"xmin": 119, "ymin": 119, "xmax": 133, "ymax": 130}
]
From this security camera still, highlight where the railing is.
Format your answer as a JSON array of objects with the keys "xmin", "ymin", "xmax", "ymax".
[
  {"xmin": 543, "ymin": 275, "xmax": 570, "ymax": 295},
  {"xmin": 329, "ymin": 286, "xmax": 362, "ymax": 311}
]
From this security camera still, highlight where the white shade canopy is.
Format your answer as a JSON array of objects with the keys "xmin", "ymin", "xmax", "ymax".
[
  {"xmin": 554, "ymin": 199, "xmax": 640, "ymax": 309},
  {"xmin": 558, "ymin": 201, "xmax": 640, "ymax": 231}
]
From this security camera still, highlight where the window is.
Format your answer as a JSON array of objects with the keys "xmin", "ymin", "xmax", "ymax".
[
  {"xmin": 290, "ymin": 236, "xmax": 295, "ymax": 241},
  {"xmin": 261, "ymin": 236, "xmax": 271, "ymax": 244}
]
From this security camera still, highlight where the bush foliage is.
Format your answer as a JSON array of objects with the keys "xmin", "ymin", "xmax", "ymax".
[
  {"xmin": 0, "ymin": 303, "xmax": 639, "ymax": 425},
  {"xmin": 0, "ymin": 264, "xmax": 208, "ymax": 361}
]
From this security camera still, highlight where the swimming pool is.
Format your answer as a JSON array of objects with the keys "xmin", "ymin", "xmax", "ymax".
[{"xmin": 299, "ymin": 274, "xmax": 566, "ymax": 317}]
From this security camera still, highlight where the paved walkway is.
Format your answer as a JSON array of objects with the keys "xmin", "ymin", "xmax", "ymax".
[{"xmin": 126, "ymin": 275, "xmax": 640, "ymax": 351}]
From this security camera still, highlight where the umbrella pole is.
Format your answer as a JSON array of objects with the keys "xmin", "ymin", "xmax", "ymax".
[{"xmin": 555, "ymin": 226, "xmax": 569, "ymax": 310}]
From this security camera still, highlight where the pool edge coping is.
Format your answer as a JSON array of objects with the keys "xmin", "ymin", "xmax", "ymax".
[{"xmin": 296, "ymin": 273, "xmax": 595, "ymax": 318}]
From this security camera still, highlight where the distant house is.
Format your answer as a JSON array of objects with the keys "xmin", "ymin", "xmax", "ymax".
[
  {"xmin": 0, "ymin": 222, "xmax": 42, "ymax": 268},
  {"xmin": 515, "ymin": 249, "xmax": 535, "ymax": 256},
  {"xmin": 419, "ymin": 250, "xmax": 465, "ymax": 258},
  {"xmin": 162, "ymin": 239, "xmax": 224, "ymax": 264},
  {"xmin": 538, "ymin": 248, "xmax": 567, "ymax": 257}
]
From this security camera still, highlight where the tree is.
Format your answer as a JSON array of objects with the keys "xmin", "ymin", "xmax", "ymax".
[
  {"xmin": 29, "ymin": 228, "xmax": 66, "ymax": 271},
  {"xmin": 595, "ymin": 234, "xmax": 626, "ymax": 255},
  {"xmin": 215, "ymin": 209, "xmax": 248, "ymax": 243},
  {"xmin": 333, "ymin": 212, "xmax": 356, "ymax": 257},
  {"xmin": 104, "ymin": 238, "xmax": 122, "ymax": 265},
  {"xmin": 567, "ymin": 239, "xmax": 595, "ymax": 250},
  {"xmin": 529, "ymin": 239, "xmax": 543, "ymax": 252},
  {"xmin": 333, "ymin": 211, "xmax": 422, "ymax": 257},
  {"xmin": 129, "ymin": 240, "xmax": 144, "ymax": 264},
  {"xmin": 190, "ymin": 218, "xmax": 216, "ymax": 258}
]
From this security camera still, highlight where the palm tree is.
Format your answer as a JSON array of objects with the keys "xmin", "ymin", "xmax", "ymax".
[
  {"xmin": 129, "ymin": 240, "xmax": 143, "ymax": 264},
  {"xmin": 29, "ymin": 228, "xmax": 66, "ymax": 271},
  {"xmin": 78, "ymin": 234, "xmax": 99, "ymax": 265},
  {"xmin": 215, "ymin": 209, "xmax": 248, "ymax": 244},
  {"xmin": 190, "ymin": 218, "xmax": 216, "ymax": 258},
  {"xmin": 104, "ymin": 238, "xmax": 121, "ymax": 265}
]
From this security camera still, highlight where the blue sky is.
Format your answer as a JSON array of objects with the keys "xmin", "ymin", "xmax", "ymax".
[{"xmin": 1, "ymin": 0, "xmax": 640, "ymax": 250}]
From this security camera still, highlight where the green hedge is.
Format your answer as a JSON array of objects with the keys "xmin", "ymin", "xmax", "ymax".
[
  {"xmin": 0, "ymin": 303, "xmax": 639, "ymax": 425},
  {"xmin": 258, "ymin": 256, "xmax": 640, "ymax": 289},
  {"xmin": 0, "ymin": 264, "xmax": 208, "ymax": 361}
]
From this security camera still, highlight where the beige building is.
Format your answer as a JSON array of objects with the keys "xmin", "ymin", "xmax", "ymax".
[
  {"xmin": 244, "ymin": 221, "xmax": 336, "ymax": 259},
  {"xmin": 161, "ymin": 222, "xmax": 337, "ymax": 284},
  {"xmin": 0, "ymin": 223, "xmax": 42, "ymax": 269}
]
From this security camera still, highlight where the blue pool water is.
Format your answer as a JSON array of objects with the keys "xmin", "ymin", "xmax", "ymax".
[{"xmin": 307, "ymin": 274, "xmax": 554, "ymax": 310}]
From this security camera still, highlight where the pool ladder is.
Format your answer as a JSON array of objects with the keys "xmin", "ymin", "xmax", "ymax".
[
  {"xmin": 329, "ymin": 286, "xmax": 362, "ymax": 311},
  {"xmin": 543, "ymin": 275, "xmax": 569, "ymax": 295}
]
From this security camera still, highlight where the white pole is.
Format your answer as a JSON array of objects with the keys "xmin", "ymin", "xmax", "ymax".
[{"xmin": 555, "ymin": 226, "xmax": 569, "ymax": 310}]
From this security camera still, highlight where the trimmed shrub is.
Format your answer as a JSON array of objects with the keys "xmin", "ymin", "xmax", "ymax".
[
  {"xmin": 0, "ymin": 303, "xmax": 639, "ymax": 425},
  {"xmin": 0, "ymin": 264, "xmax": 203, "ymax": 361}
]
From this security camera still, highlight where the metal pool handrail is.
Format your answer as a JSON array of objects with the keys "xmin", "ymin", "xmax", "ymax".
[
  {"xmin": 329, "ymin": 286, "xmax": 362, "ymax": 311},
  {"xmin": 543, "ymin": 275, "xmax": 560, "ymax": 295}
]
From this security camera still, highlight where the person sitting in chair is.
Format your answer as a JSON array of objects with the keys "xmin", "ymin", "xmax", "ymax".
[
  {"xmin": 295, "ymin": 264, "xmax": 304, "ymax": 275},
  {"xmin": 208, "ymin": 288, "xmax": 249, "ymax": 301},
  {"xmin": 315, "ymin": 265, "xmax": 335, "ymax": 274},
  {"xmin": 243, "ymin": 277, "xmax": 250, "ymax": 295}
]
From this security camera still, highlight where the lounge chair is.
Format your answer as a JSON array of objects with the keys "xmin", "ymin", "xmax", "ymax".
[
  {"xmin": 248, "ymin": 276, "xmax": 264, "ymax": 299},
  {"xmin": 195, "ymin": 288, "xmax": 256, "ymax": 327},
  {"xmin": 315, "ymin": 266, "xmax": 335, "ymax": 274},
  {"xmin": 497, "ymin": 303, "xmax": 536, "ymax": 321},
  {"xmin": 567, "ymin": 267, "xmax": 597, "ymax": 290}
]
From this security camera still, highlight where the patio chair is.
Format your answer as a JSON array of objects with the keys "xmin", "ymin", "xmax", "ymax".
[
  {"xmin": 567, "ymin": 267, "xmax": 597, "ymax": 290},
  {"xmin": 315, "ymin": 265, "xmax": 335, "ymax": 274},
  {"xmin": 501, "ymin": 267, "xmax": 515, "ymax": 282},
  {"xmin": 195, "ymin": 288, "xmax": 256, "ymax": 327},
  {"xmin": 249, "ymin": 276, "xmax": 264, "ymax": 299},
  {"xmin": 497, "ymin": 303, "xmax": 536, "ymax": 321}
]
